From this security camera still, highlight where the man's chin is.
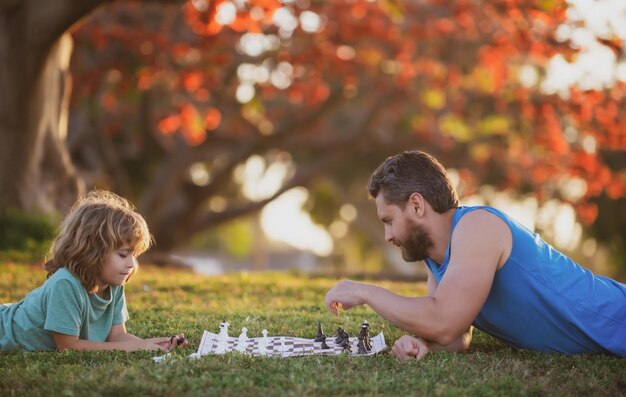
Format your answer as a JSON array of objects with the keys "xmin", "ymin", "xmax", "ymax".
[{"xmin": 401, "ymin": 251, "xmax": 426, "ymax": 262}]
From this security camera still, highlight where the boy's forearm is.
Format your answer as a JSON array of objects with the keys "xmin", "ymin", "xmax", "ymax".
[
  {"xmin": 107, "ymin": 332, "xmax": 142, "ymax": 343},
  {"xmin": 56, "ymin": 339, "xmax": 142, "ymax": 352}
]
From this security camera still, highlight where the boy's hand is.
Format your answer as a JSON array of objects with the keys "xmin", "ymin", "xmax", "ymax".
[
  {"xmin": 141, "ymin": 337, "xmax": 172, "ymax": 351},
  {"xmin": 167, "ymin": 333, "xmax": 189, "ymax": 351},
  {"xmin": 391, "ymin": 335, "xmax": 429, "ymax": 361}
]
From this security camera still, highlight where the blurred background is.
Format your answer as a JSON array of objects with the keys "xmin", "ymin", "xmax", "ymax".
[{"xmin": 1, "ymin": 0, "xmax": 625, "ymax": 280}]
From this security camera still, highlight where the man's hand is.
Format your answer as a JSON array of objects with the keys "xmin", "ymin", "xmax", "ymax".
[
  {"xmin": 324, "ymin": 280, "xmax": 368, "ymax": 316},
  {"xmin": 391, "ymin": 335, "xmax": 429, "ymax": 361}
]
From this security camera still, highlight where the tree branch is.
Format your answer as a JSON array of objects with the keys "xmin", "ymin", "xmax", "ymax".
[
  {"xmin": 27, "ymin": 0, "xmax": 107, "ymax": 50},
  {"xmin": 189, "ymin": 150, "xmax": 344, "ymax": 234}
]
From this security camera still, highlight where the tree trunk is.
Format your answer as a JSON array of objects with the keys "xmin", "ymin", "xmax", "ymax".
[{"xmin": 0, "ymin": 0, "xmax": 104, "ymax": 215}]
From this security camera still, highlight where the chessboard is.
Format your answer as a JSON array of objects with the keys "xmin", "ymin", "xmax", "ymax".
[{"xmin": 196, "ymin": 323, "xmax": 387, "ymax": 357}]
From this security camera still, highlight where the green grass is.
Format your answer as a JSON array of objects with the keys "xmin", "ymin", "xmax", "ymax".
[{"xmin": 1, "ymin": 262, "xmax": 625, "ymax": 397}]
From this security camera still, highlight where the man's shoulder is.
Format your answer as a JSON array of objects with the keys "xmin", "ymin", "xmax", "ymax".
[
  {"xmin": 456, "ymin": 206, "xmax": 509, "ymax": 228},
  {"xmin": 453, "ymin": 207, "xmax": 513, "ymax": 267},
  {"xmin": 452, "ymin": 206, "xmax": 512, "ymax": 244}
]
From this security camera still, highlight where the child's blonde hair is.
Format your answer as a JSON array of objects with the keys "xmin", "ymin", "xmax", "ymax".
[{"xmin": 44, "ymin": 190, "xmax": 152, "ymax": 293}]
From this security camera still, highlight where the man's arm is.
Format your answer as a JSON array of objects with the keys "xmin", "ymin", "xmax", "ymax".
[
  {"xmin": 420, "ymin": 266, "xmax": 473, "ymax": 352},
  {"xmin": 325, "ymin": 210, "xmax": 510, "ymax": 346},
  {"xmin": 391, "ymin": 266, "xmax": 473, "ymax": 360},
  {"xmin": 391, "ymin": 328, "xmax": 474, "ymax": 361}
]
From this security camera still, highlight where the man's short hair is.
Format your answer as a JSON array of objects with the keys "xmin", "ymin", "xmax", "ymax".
[{"xmin": 368, "ymin": 150, "xmax": 459, "ymax": 212}]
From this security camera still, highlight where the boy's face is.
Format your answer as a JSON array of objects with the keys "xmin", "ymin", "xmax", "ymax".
[{"xmin": 98, "ymin": 246, "xmax": 137, "ymax": 288}]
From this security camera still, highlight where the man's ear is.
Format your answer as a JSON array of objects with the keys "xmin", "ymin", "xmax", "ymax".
[{"xmin": 408, "ymin": 193, "xmax": 426, "ymax": 216}]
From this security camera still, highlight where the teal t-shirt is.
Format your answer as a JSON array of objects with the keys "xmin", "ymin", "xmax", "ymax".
[{"xmin": 0, "ymin": 267, "xmax": 129, "ymax": 352}]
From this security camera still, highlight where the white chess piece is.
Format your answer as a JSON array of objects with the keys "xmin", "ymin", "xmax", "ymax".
[
  {"xmin": 258, "ymin": 329, "xmax": 269, "ymax": 356},
  {"xmin": 215, "ymin": 321, "xmax": 230, "ymax": 354},
  {"xmin": 236, "ymin": 327, "xmax": 248, "ymax": 353}
]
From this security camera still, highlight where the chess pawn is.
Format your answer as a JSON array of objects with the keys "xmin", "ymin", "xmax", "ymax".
[
  {"xmin": 258, "ymin": 329, "xmax": 269, "ymax": 356},
  {"xmin": 219, "ymin": 321, "xmax": 230, "ymax": 335},
  {"xmin": 314, "ymin": 322, "xmax": 326, "ymax": 342},
  {"xmin": 341, "ymin": 337, "xmax": 351, "ymax": 353},
  {"xmin": 335, "ymin": 327, "xmax": 345, "ymax": 344},
  {"xmin": 236, "ymin": 327, "xmax": 249, "ymax": 353},
  {"xmin": 215, "ymin": 321, "xmax": 230, "ymax": 354}
]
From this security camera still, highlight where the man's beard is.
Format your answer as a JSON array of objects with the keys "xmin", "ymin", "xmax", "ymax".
[{"xmin": 399, "ymin": 220, "xmax": 434, "ymax": 262}]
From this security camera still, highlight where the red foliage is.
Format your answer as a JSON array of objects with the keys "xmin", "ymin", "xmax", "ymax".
[{"xmin": 68, "ymin": 0, "xmax": 626, "ymax": 230}]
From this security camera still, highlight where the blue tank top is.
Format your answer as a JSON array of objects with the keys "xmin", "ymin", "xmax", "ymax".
[{"xmin": 425, "ymin": 206, "xmax": 626, "ymax": 356}]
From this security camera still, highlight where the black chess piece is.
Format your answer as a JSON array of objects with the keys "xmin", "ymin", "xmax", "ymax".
[
  {"xmin": 321, "ymin": 339, "xmax": 330, "ymax": 349},
  {"xmin": 357, "ymin": 336, "xmax": 368, "ymax": 354},
  {"xmin": 362, "ymin": 320, "xmax": 369, "ymax": 331},
  {"xmin": 314, "ymin": 321, "xmax": 326, "ymax": 342},
  {"xmin": 364, "ymin": 338, "xmax": 372, "ymax": 351},
  {"xmin": 359, "ymin": 324, "xmax": 371, "ymax": 352},
  {"xmin": 341, "ymin": 337, "xmax": 351, "ymax": 353},
  {"xmin": 170, "ymin": 335, "xmax": 186, "ymax": 346},
  {"xmin": 335, "ymin": 327, "xmax": 345, "ymax": 344}
]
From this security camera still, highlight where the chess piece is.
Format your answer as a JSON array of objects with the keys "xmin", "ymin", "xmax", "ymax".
[
  {"xmin": 357, "ymin": 336, "xmax": 368, "ymax": 354},
  {"xmin": 314, "ymin": 322, "xmax": 326, "ymax": 342},
  {"xmin": 335, "ymin": 327, "xmax": 345, "ymax": 344},
  {"xmin": 219, "ymin": 320, "xmax": 230, "ymax": 336},
  {"xmin": 365, "ymin": 334, "xmax": 372, "ymax": 351},
  {"xmin": 313, "ymin": 322, "xmax": 329, "ymax": 349},
  {"xmin": 258, "ymin": 329, "xmax": 269, "ymax": 356},
  {"xmin": 359, "ymin": 323, "xmax": 371, "ymax": 352},
  {"xmin": 215, "ymin": 320, "xmax": 230, "ymax": 354},
  {"xmin": 341, "ymin": 337, "xmax": 351, "ymax": 353},
  {"xmin": 236, "ymin": 327, "xmax": 249, "ymax": 353},
  {"xmin": 170, "ymin": 335, "xmax": 186, "ymax": 347}
]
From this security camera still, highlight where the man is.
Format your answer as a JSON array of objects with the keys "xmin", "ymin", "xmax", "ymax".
[{"xmin": 324, "ymin": 150, "xmax": 626, "ymax": 360}]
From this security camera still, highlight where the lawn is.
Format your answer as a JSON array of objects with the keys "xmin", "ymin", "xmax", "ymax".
[{"xmin": 1, "ymin": 262, "xmax": 625, "ymax": 397}]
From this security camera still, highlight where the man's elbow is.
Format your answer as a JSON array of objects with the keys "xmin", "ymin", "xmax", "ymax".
[
  {"xmin": 404, "ymin": 322, "xmax": 452, "ymax": 346},
  {"xmin": 430, "ymin": 323, "xmax": 469, "ymax": 347},
  {"xmin": 432, "ymin": 332, "xmax": 457, "ymax": 347}
]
